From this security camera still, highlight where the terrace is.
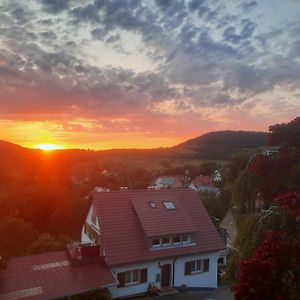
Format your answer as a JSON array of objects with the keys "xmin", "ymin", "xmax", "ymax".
[{"xmin": 67, "ymin": 242, "xmax": 103, "ymax": 266}]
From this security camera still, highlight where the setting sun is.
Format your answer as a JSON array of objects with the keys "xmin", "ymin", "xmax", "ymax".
[{"xmin": 33, "ymin": 144, "xmax": 65, "ymax": 151}]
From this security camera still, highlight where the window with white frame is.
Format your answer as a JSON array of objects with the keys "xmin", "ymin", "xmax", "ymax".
[
  {"xmin": 125, "ymin": 269, "xmax": 139, "ymax": 285},
  {"xmin": 191, "ymin": 260, "xmax": 201, "ymax": 273},
  {"xmin": 173, "ymin": 235, "xmax": 180, "ymax": 244},
  {"xmin": 162, "ymin": 236, "xmax": 171, "ymax": 246},
  {"xmin": 152, "ymin": 238, "xmax": 161, "ymax": 247},
  {"xmin": 151, "ymin": 234, "xmax": 192, "ymax": 248},
  {"xmin": 117, "ymin": 268, "xmax": 148, "ymax": 288},
  {"xmin": 181, "ymin": 234, "xmax": 190, "ymax": 243},
  {"xmin": 91, "ymin": 210, "xmax": 97, "ymax": 225},
  {"xmin": 184, "ymin": 259, "xmax": 209, "ymax": 275}
]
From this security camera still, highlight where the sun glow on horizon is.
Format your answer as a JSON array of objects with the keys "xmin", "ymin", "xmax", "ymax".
[{"xmin": 33, "ymin": 143, "xmax": 65, "ymax": 151}]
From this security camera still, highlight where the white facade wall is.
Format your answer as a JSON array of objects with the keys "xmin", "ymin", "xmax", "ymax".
[
  {"xmin": 81, "ymin": 205, "xmax": 100, "ymax": 244},
  {"xmin": 109, "ymin": 251, "xmax": 220, "ymax": 298},
  {"xmin": 173, "ymin": 251, "xmax": 219, "ymax": 288},
  {"xmin": 109, "ymin": 257, "xmax": 173, "ymax": 298}
]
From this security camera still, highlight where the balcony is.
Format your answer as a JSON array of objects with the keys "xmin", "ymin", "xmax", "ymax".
[{"xmin": 67, "ymin": 242, "xmax": 103, "ymax": 266}]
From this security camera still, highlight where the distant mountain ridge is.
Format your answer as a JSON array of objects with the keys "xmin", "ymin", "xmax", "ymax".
[
  {"xmin": 174, "ymin": 130, "xmax": 269, "ymax": 159},
  {"xmin": 0, "ymin": 130, "xmax": 269, "ymax": 163}
]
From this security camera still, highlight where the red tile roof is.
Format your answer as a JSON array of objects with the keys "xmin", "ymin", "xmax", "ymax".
[
  {"xmin": 192, "ymin": 175, "xmax": 214, "ymax": 187},
  {"xmin": 0, "ymin": 251, "xmax": 116, "ymax": 300},
  {"xmin": 132, "ymin": 196, "xmax": 196, "ymax": 237},
  {"xmin": 92, "ymin": 189, "xmax": 225, "ymax": 267}
]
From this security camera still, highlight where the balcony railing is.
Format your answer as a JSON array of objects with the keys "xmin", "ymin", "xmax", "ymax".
[{"xmin": 67, "ymin": 242, "xmax": 103, "ymax": 266}]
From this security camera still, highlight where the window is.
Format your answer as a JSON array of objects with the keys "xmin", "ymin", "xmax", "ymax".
[
  {"xmin": 125, "ymin": 269, "xmax": 139, "ymax": 285},
  {"xmin": 218, "ymin": 257, "xmax": 224, "ymax": 265},
  {"xmin": 151, "ymin": 234, "xmax": 193, "ymax": 248},
  {"xmin": 91, "ymin": 212, "xmax": 97, "ymax": 225},
  {"xmin": 181, "ymin": 235, "xmax": 190, "ymax": 243},
  {"xmin": 173, "ymin": 236, "xmax": 180, "ymax": 244},
  {"xmin": 149, "ymin": 202, "xmax": 157, "ymax": 208},
  {"xmin": 163, "ymin": 201, "xmax": 176, "ymax": 210},
  {"xmin": 191, "ymin": 260, "xmax": 201, "ymax": 273},
  {"xmin": 117, "ymin": 269, "xmax": 148, "ymax": 287},
  {"xmin": 184, "ymin": 259, "xmax": 209, "ymax": 275},
  {"xmin": 152, "ymin": 238, "xmax": 161, "ymax": 247},
  {"xmin": 162, "ymin": 237, "xmax": 171, "ymax": 246},
  {"xmin": 94, "ymin": 234, "xmax": 100, "ymax": 245},
  {"xmin": 85, "ymin": 223, "xmax": 92, "ymax": 238}
]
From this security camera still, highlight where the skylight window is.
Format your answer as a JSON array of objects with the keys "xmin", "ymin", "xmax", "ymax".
[
  {"xmin": 163, "ymin": 201, "xmax": 176, "ymax": 210},
  {"xmin": 149, "ymin": 202, "xmax": 157, "ymax": 208}
]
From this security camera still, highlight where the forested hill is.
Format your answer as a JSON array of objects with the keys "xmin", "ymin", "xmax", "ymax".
[
  {"xmin": 0, "ymin": 130, "xmax": 269, "ymax": 166},
  {"xmin": 174, "ymin": 131, "xmax": 269, "ymax": 159}
]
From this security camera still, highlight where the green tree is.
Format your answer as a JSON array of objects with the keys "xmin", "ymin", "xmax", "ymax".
[
  {"xmin": 199, "ymin": 191, "xmax": 227, "ymax": 220},
  {"xmin": 0, "ymin": 215, "xmax": 37, "ymax": 258},
  {"xmin": 28, "ymin": 233, "xmax": 72, "ymax": 254}
]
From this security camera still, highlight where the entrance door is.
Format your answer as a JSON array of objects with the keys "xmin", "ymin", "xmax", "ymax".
[{"xmin": 161, "ymin": 264, "xmax": 171, "ymax": 288}]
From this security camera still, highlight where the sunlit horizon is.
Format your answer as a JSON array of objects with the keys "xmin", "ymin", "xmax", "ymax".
[{"xmin": 32, "ymin": 144, "xmax": 65, "ymax": 151}]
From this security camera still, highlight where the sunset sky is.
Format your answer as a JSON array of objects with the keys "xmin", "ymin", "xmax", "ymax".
[{"xmin": 0, "ymin": 0, "xmax": 299, "ymax": 149}]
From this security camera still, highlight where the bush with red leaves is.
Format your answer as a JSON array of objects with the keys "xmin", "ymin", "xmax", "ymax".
[
  {"xmin": 275, "ymin": 192, "xmax": 300, "ymax": 220},
  {"xmin": 234, "ymin": 231, "xmax": 300, "ymax": 300}
]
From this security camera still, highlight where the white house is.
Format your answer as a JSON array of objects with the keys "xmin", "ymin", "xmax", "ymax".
[
  {"xmin": 0, "ymin": 189, "xmax": 225, "ymax": 300},
  {"xmin": 82, "ymin": 189, "xmax": 225, "ymax": 298}
]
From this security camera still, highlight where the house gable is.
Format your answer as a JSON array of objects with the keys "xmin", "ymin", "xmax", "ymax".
[{"xmin": 219, "ymin": 208, "xmax": 238, "ymax": 248}]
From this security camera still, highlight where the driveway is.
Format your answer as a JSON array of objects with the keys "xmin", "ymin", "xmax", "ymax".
[{"xmin": 135, "ymin": 286, "xmax": 234, "ymax": 300}]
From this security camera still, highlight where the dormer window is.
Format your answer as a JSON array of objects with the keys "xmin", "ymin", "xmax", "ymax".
[
  {"xmin": 173, "ymin": 236, "xmax": 181, "ymax": 244},
  {"xmin": 152, "ymin": 238, "xmax": 161, "ymax": 247},
  {"xmin": 151, "ymin": 234, "xmax": 193, "ymax": 249},
  {"xmin": 163, "ymin": 201, "xmax": 176, "ymax": 210},
  {"xmin": 162, "ymin": 237, "xmax": 171, "ymax": 246},
  {"xmin": 182, "ymin": 235, "xmax": 190, "ymax": 243}
]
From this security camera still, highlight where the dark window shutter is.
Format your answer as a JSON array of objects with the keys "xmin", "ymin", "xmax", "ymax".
[
  {"xmin": 203, "ymin": 259, "xmax": 209, "ymax": 272},
  {"xmin": 117, "ymin": 272, "xmax": 125, "ymax": 288},
  {"xmin": 140, "ymin": 268, "xmax": 148, "ymax": 283},
  {"xmin": 184, "ymin": 261, "xmax": 191, "ymax": 275}
]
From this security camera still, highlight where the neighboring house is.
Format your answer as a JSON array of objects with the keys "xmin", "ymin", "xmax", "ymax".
[
  {"xmin": 0, "ymin": 190, "xmax": 225, "ymax": 300},
  {"xmin": 258, "ymin": 146, "xmax": 280, "ymax": 157},
  {"xmin": 82, "ymin": 189, "xmax": 225, "ymax": 298},
  {"xmin": 94, "ymin": 186, "xmax": 110, "ymax": 192},
  {"xmin": 211, "ymin": 170, "xmax": 222, "ymax": 182},
  {"xmin": 219, "ymin": 207, "xmax": 238, "ymax": 249},
  {"xmin": 151, "ymin": 176, "xmax": 184, "ymax": 189},
  {"xmin": 217, "ymin": 208, "xmax": 238, "ymax": 268},
  {"xmin": 189, "ymin": 175, "xmax": 219, "ymax": 194}
]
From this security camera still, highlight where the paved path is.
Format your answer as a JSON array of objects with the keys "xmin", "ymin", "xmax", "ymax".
[
  {"xmin": 135, "ymin": 286, "xmax": 234, "ymax": 300},
  {"xmin": 197, "ymin": 286, "xmax": 234, "ymax": 300}
]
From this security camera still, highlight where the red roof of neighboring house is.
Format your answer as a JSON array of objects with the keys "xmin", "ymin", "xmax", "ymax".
[
  {"xmin": 0, "ymin": 251, "xmax": 116, "ymax": 300},
  {"xmin": 192, "ymin": 175, "xmax": 214, "ymax": 187},
  {"xmin": 92, "ymin": 189, "xmax": 225, "ymax": 267}
]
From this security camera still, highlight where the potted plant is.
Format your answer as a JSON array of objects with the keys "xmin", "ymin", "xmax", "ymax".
[{"xmin": 148, "ymin": 283, "xmax": 159, "ymax": 295}]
